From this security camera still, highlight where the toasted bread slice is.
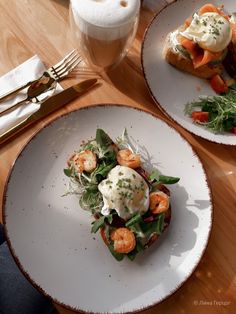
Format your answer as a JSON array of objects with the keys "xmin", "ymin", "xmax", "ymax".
[{"xmin": 163, "ymin": 31, "xmax": 224, "ymax": 79}]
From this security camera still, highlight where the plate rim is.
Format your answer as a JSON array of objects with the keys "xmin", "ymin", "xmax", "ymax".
[
  {"xmin": 141, "ymin": 0, "xmax": 236, "ymax": 146},
  {"xmin": 2, "ymin": 103, "xmax": 214, "ymax": 314}
]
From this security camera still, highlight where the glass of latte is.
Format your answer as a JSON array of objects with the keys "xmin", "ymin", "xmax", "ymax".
[{"xmin": 69, "ymin": 0, "xmax": 140, "ymax": 72}]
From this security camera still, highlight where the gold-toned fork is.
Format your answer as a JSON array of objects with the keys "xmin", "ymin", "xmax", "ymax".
[
  {"xmin": 0, "ymin": 50, "xmax": 82, "ymax": 116},
  {"xmin": 0, "ymin": 49, "xmax": 82, "ymax": 104},
  {"xmin": 45, "ymin": 49, "xmax": 82, "ymax": 81}
]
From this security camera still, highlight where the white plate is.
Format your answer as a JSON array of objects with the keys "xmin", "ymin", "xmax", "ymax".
[
  {"xmin": 142, "ymin": 0, "xmax": 236, "ymax": 145},
  {"xmin": 3, "ymin": 105, "xmax": 212, "ymax": 313}
]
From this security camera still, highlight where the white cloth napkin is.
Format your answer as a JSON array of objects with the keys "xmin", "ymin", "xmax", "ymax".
[{"xmin": 0, "ymin": 55, "xmax": 62, "ymax": 137}]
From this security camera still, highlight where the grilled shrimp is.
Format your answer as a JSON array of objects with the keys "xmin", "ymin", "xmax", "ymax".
[
  {"xmin": 111, "ymin": 227, "xmax": 136, "ymax": 253},
  {"xmin": 149, "ymin": 191, "xmax": 169, "ymax": 214},
  {"xmin": 117, "ymin": 149, "xmax": 141, "ymax": 169},
  {"xmin": 68, "ymin": 150, "xmax": 97, "ymax": 173}
]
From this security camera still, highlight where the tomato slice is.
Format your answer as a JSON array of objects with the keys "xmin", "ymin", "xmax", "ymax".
[
  {"xmin": 231, "ymin": 126, "xmax": 236, "ymax": 134},
  {"xmin": 191, "ymin": 111, "xmax": 209, "ymax": 123},
  {"xmin": 210, "ymin": 74, "xmax": 229, "ymax": 94}
]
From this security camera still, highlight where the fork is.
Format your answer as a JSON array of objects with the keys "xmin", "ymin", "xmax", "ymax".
[
  {"xmin": 45, "ymin": 49, "xmax": 82, "ymax": 81},
  {"xmin": 0, "ymin": 50, "xmax": 82, "ymax": 116},
  {"xmin": 0, "ymin": 50, "xmax": 82, "ymax": 103}
]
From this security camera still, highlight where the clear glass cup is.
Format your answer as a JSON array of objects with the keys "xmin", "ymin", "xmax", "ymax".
[{"xmin": 69, "ymin": 0, "xmax": 140, "ymax": 72}]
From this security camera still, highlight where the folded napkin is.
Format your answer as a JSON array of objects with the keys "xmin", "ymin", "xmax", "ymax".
[{"xmin": 0, "ymin": 55, "xmax": 62, "ymax": 137}]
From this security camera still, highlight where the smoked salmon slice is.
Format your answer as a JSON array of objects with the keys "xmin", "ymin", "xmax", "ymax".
[
  {"xmin": 180, "ymin": 38, "xmax": 223, "ymax": 68},
  {"xmin": 198, "ymin": 3, "xmax": 221, "ymax": 15},
  {"xmin": 198, "ymin": 3, "xmax": 229, "ymax": 20}
]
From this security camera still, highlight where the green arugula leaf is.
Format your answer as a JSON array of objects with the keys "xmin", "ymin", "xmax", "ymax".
[
  {"xmin": 222, "ymin": 118, "xmax": 236, "ymax": 131},
  {"xmin": 140, "ymin": 221, "xmax": 158, "ymax": 239},
  {"xmin": 104, "ymin": 224, "xmax": 110, "ymax": 241},
  {"xmin": 91, "ymin": 161, "xmax": 117, "ymax": 184},
  {"xmin": 96, "ymin": 129, "xmax": 113, "ymax": 150},
  {"xmin": 156, "ymin": 213, "xmax": 165, "ymax": 234},
  {"xmin": 125, "ymin": 213, "xmax": 142, "ymax": 227},
  {"xmin": 91, "ymin": 213, "xmax": 113, "ymax": 233},
  {"xmin": 91, "ymin": 216, "xmax": 106, "ymax": 233},
  {"xmin": 107, "ymin": 214, "xmax": 113, "ymax": 224},
  {"xmin": 149, "ymin": 169, "xmax": 159, "ymax": 181},
  {"xmin": 63, "ymin": 168, "xmax": 72, "ymax": 177},
  {"xmin": 150, "ymin": 170, "xmax": 180, "ymax": 185},
  {"xmin": 108, "ymin": 244, "xmax": 124, "ymax": 261},
  {"xmin": 127, "ymin": 239, "xmax": 144, "ymax": 261},
  {"xmin": 202, "ymin": 102, "xmax": 216, "ymax": 113},
  {"xmin": 104, "ymin": 150, "xmax": 117, "ymax": 162},
  {"xmin": 127, "ymin": 251, "xmax": 137, "ymax": 261},
  {"xmin": 140, "ymin": 213, "xmax": 165, "ymax": 239},
  {"xmin": 136, "ymin": 239, "xmax": 145, "ymax": 252},
  {"xmin": 229, "ymin": 83, "xmax": 236, "ymax": 91},
  {"xmin": 158, "ymin": 175, "xmax": 180, "ymax": 184},
  {"xmin": 98, "ymin": 161, "xmax": 117, "ymax": 177}
]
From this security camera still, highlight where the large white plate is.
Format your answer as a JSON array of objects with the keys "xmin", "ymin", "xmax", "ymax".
[
  {"xmin": 3, "ymin": 105, "xmax": 212, "ymax": 313},
  {"xmin": 142, "ymin": 0, "xmax": 236, "ymax": 145}
]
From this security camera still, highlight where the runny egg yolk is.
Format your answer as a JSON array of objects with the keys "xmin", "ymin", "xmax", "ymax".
[{"xmin": 98, "ymin": 165, "xmax": 149, "ymax": 220}]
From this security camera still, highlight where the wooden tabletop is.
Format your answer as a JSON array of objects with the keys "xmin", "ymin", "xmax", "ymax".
[{"xmin": 0, "ymin": 0, "xmax": 235, "ymax": 313}]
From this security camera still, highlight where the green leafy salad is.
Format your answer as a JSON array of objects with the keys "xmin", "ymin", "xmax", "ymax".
[
  {"xmin": 185, "ymin": 84, "xmax": 236, "ymax": 134},
  {"xmin": 64, "ymin": 129, "xmax": 180, "ymax": 261}
]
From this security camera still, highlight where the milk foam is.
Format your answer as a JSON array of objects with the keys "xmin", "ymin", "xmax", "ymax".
[{"xmin": 71, "ymin": 0, "xmax": 140, "ymax": 40}]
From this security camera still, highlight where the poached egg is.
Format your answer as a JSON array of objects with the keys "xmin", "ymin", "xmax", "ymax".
[
  {"xmin": 98, "ymin": 165, "xmax": 149, "ymax": 220},
  {"xmin": 181, "ymin": 12, "xmax": 232, "ymax": 52}
]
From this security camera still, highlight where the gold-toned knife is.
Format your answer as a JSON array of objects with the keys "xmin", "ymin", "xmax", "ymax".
[{"xmin": 0, "ymin": 78, "xmax": 97, "ymax": 144}]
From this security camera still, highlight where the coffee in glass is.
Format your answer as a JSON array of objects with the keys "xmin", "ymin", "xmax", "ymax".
[{"xmin": 70, "ymin": 0, "xmax": 140, "ymax": 71}]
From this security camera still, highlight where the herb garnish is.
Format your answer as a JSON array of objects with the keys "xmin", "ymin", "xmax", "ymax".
[{"xmin": 185, "ymin": 85, "xmax": 236, "ymax": 133}]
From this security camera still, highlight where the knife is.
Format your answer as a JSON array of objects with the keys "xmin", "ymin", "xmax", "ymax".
[{"xmin": 0, "ymin": 78, "xmax": 97, "ymax": 144}]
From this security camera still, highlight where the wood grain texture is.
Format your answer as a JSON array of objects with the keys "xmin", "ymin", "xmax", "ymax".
[{"xmin": 0, "ymin": 1, "xmax": 235, "ymax": 314}]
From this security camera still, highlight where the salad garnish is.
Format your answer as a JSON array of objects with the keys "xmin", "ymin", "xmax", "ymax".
[{"xmin": 185, "ymin": 84, "xmax": 236, "ymax": 134}]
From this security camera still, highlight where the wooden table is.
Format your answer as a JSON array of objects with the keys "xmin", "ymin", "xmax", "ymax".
[{"xmin": 0, "ymin": 1, "xmax": 235, "ymax": 313}]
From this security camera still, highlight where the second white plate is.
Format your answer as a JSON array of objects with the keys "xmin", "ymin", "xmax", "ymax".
[{"xmin": 142, "ymin": 0, "xmax": 236, "ymax": 145}]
